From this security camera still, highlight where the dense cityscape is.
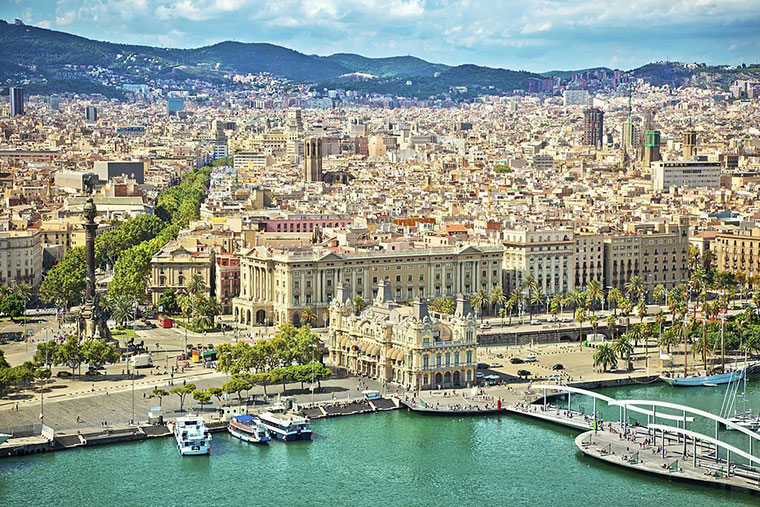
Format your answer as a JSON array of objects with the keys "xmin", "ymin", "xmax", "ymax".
[{"xmin": 1, "ymin": 4, "xmax": 760, "ymax": 505}]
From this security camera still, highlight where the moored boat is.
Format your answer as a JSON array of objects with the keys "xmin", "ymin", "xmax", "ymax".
[
  {"xmin": 258, "ymin": 405, "xmax": 312, "ymax": 441},
  {"xmin": 173, "ymin": 415, "xmax": 211, "ymax": 456},
  {"xmin": 228, "ymin": 415, "xmax": 271, "ymax": 444},
  {"xmin": 0, "ymin": 433, "xmax": 11, "ymax": 446},
  {"xmin": 660, "ymin": 368, "xmax": 746, "ymax": 387}
]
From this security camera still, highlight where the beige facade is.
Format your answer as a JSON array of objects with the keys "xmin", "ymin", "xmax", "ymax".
[
  {"xmin": 232, "ymin": 244, "xmax": 503, "ymax": 327},
  {"xmin": 328, "ymin": 285, "xmax": 478, "ymax": 390},
  {"xmin": 0, "ymin": 231, "xmax": 43, "ymax": 287},
  {"xmin": 574, "ymin": 233, "xmax": 604, "ymax": 289},
  {"xmin": 714, "ymin": 227, "xmax": 760, "ymax": 280},
  {"xmin": 149, "ymin": 241, "xmax": 215, "ymax": 306},
  {"xmin": 502, "ymin": 229, "xmax": 574, "ymax": 297},
  {"xmin": 603, "ymin": 219, "xmax": 690, "ymax": 297}
]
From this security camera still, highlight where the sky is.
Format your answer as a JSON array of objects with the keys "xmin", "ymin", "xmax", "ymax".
[{"xmin": 3, "ymin": 0, "xmax": 760, "ymax": 72}]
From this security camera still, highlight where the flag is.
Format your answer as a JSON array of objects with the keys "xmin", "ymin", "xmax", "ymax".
[{"xmin": 40, "ymin": 412, "xmax": 45, "ymax": 421}]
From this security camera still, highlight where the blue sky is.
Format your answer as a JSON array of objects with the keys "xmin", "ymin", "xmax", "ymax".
[{"xmin": 3, "ymin": 0, "xmax": 760, "ymax": 72}]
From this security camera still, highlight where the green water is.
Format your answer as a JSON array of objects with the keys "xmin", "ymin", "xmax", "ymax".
[{"xmin": 1, "ymin": 382, "xmax": 758, "ymax": 507}]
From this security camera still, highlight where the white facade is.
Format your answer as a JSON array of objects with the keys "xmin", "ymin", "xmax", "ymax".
[
  {"xmin": 0, "ymin": 231, "xmax": 43, "ymax": 287},
  {"xmin": 651, "ymin": 161, "xmax": 721, "ymax": 190},
  {"xmin": 563, "ymin": 90, "xmax": 591, "ymax": 107}
]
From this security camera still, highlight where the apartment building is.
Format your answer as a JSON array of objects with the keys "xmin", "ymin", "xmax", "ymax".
[
  {"xmin": 603, "ymin": 219, "xmax": 690, "ymax": 297},
  {"xmin": 574, "ymin": 233, "xmax": 604, "ymax": 289},
  {"xmin": 0, "ymin": 231, "xmax": 43, "ymax": 287},
  {"xmin": 502, "ymin": 229, "xmax": 574, "ymax": 297},
  {"xmin": 713, "ymin": 226, "xmax": 760, "ymax": 280},
  {"xmin": 232, "ymin": 244, "xmax": 503, "ymax": 327}
]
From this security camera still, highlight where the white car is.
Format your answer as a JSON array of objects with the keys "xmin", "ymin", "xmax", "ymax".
[
  {"xmin": 479, "ymin": 322, "xmax": 492, "ymax": 329},
  {"xmin": 524, "ymin": 355, "xmax": 537, "ymax": 363},
  {"xmin": 529, "ymin": 319, "xmax": 541, "ymax": 325}
]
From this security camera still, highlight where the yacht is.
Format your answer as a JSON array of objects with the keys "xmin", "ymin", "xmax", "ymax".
[
  {"xmin": 228, "ymin": 415, "xmax": 271, "ymax": 444},
  {"xmin": 173, "ymin": 415, "xmax": 211, "ymax": 456},
  {"xmin": 258, "ymin": 405, "xmax": 312, "ymax": 441},
  {"xmin": 0, "ymin": 433, "xmax": 11, "ymax": 446}
]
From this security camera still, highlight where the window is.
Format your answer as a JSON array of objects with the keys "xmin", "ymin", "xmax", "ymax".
[
  {"xmin": 466, "ymin": 351, "xmax": 472, "ymax": 364},
  {"xmin": 423, "ymin": 355, "xmax": 429, "ymax": 369},
  {"xmin": 436, "ymin": 354, "xmax": 442, "ymax": 367},
  {"xmin": 454, "ymin": 352, "xmax": 460, "ymax": 366}
]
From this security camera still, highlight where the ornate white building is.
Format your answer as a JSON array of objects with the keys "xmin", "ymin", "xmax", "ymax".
[{"xmin": 328, "ymin": 281, "xmax": 478, "ymax": 390}]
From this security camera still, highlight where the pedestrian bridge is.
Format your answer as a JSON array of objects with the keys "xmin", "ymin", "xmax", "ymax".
[{"xmin": 507, "ymin": 384, "xmax": 760, "ymax": 486}]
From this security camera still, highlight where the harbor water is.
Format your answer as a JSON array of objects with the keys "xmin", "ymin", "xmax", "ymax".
[{"xmin": 1, "ymin": 381, "xmax": 758, "ymax": 507}]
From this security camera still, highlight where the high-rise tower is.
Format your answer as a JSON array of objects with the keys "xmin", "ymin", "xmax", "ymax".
[
  {"xmin": 304, "ymin": 138, "xmax": 323, "ymax": 182},
  {"xmin": 583, "ymin": 107, "xmax": 604, "ymax": 148},
  {"xmin": 9, "ymin": 87, "xmax": 24, "ymax": 116}
]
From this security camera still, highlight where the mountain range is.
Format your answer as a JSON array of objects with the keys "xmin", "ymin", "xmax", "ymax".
[{"xmin": 1, "ymin": 20, "xmax": 758, "ymax": 99}]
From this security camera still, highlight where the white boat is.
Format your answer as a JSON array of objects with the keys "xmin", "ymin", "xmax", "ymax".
[
  {"xmin": 726, "ymin": 412, "xmax": 760, "ymax": 431},
  {"xmin": 258, "ymin": 405, "xmax": 312, "ymax": 441},
  {"xmin": 173, "ymin": 415, "xmax": 211, "ymax": 455},
  {"xmin": 0, "ymin": 433, "xmax": 11, "ymax": 446},
  {"xmin": 228, "ymin": 415, "xmax": 271, "ymax": 444}
]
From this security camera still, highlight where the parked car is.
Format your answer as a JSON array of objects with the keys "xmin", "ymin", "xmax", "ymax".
[
  {"xmin": 529, "ymin": 319, "xmax": 541, "ymax": 325},
  {"xmin": 561, "ymin": 317, "xmax": 573, "ymax": 323},
  {"xmin": 524, "ymin": 355, "xmax": 537, "ymax": 363},
  {"xmin": 85, "ymin": 370, "xmax": 102, "ymax": 377},
  {"xmin": 552, "ymin": 363, "xmax": 564, "ymax": 370},
  {"xmin": 510, "ymin": 357, "xmax": 524, "ymax": 364},
  {"xmin": 517, "ymin": 369, "xmax": 531, "ymax": 378},
  {"xmin": 479, "ymin": 322, "xmax": 491, "ymax": 329},
  {"xmin": 491, "ymin": 363, "xmax": 502, "ymax": 368},
  {"xmin": 477, "ymin": 362, "xmax": 490, "ymax": 369},
  {"xmin": 475, "ymin": 371, "xmax": 485, "ymax": 379},
  {"xmin": 56, "ymin": 371, "xmax": 73, "ymax": 378}
]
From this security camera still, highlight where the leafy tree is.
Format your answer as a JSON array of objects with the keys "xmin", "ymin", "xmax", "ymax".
[
  {"xmin": 81, "ymin": 339, "xmax": 120, "ymax": 366},
  {"xmin": 39, "ymin": 247, "xmax": 87, "ymax": 309},
  {"xmin": 55, "ymin": 336, "xmax": 85, "ymax": 374},
  {"xmin": 0, "ymin": 293, "xmax": 25, "ymax": 320},
  {"xmin": 593, "ymin": 344, "xmax": 618, "ymax": 372},
  {"xmin": 193, "ymin": 389, "xmax": 212, "ymax": 410},
  {"xmin": 171, "ymin": 383, "xmax": 197, "ymax": 412},
  {"xmin": 222, "ymin": 377, "xmax": 251, "ymax": 405},
  {"xmin": 269, "ymin": 367, "xmax": 292, "ymax": 393},
  {"xmin": 208, "ymin": 387, "xmax": 224, "ymax": 406},
  {"xmin": 158, "ymin": 289, "xmax": 180, "ymax": 314},
  {"xmin": 652, "ymin": 284, "xmax": 667, "ymax": 305},
  {"xmin": 149, "ymin": 388, "xmax": 170, "ymax": 408}
]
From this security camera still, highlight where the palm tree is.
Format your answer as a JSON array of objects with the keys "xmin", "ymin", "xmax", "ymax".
[
  {"xmin": 530, "ymin": 288, "xmax": 546, "ymax": 316},
  {"xmin": 353, "ymin": 295, "xmax": 368, "ymax": 314},
  {"xmin": 522, "ymin": 276, "xmax": 538, "ymax": 319},
  {"xmin": 506, "ymin": 289, "xmax": 520, "ymax": 325},
  {"xmin": 627, "ymin": 324, "xmax": 644, "ymax": 349},
  {"xmin": 625, "ymin": 276, "xmax": 645, "ymax": 303},
  {"xmin": 13, "ymin": 283, "xmax": 32, "ymax": 304},
  {"xmin": 575, "ymin": 307, "xmax": 587, "ymax": 343},
  {"xmin": 612, "ymin": 335, "xmax": 633, "ymax": 360},
  {"xmin": 429, "ymin": 298, "xmax": 454, "ymax": 315},
  {"xmin": 606, "ymin": 314, "xmax": 617, "ymax": 341},
  {"xmin": 593, "ymin": 344, "xmax": 618, "ymax": 372},
  {"xmin": 608, "ymin": 288, "xmax": 623, "ymax": 316},
  {"xmin": 636, "ymin": 301, "xmax": 647, "ymax": 326},
  {"xmin": 299, "ymin": 306, "xmax": 317, "ymax": 327},
  {"xmin": 110, "ymin": 294, "xmax": 135, "ymax": 327},
  {"xmin": 654, "ymin": 310, "xmax": 666, "ymax": 349},
  {"xmin": 204, "ymin": 296, "xmax": 222, "ymax": 329},
  {"xmin": 489, "ymin": 285, "xmax": 506, "ymax": 316},
  {"xmin": 177, "ymin": 293, "xmax": 193, "ymax": 324},
  {"xmin": 589, "ymin": 314, "xmax": 600, "ymax": 340},
  {"xmin": 691, "ymin": 333, "xmax": 709, "ymax": 372},
  {"xmin": 660, "ymin": 327, "xmax": 679, "ymax": 355},
  {"xmin": 587, "ymin": 279, "xmax": 603, "ymax": 311},
  {"xmin": 619, "ymin": 298, "xmax": 633, "ymax": 335},
  {"xmin": 652, "ymin": 284, "xmax": 667, "ymax": 305},
  {"xmin": 187, "ymin": 273, "xmax": 206, "ymax": 296},
  {"xmin": 471, "ymin": 289, "xmax": 487, "ymax": 322}
]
